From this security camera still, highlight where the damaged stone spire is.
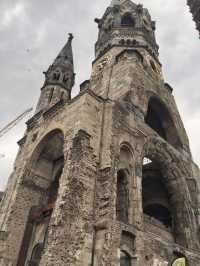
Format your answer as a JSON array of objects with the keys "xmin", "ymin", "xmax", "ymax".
[{"xmin": 36, "ymin": 33, "xmax": 75, "ymax": 112}]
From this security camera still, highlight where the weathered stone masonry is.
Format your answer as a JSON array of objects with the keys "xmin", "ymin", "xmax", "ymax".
[{"xmin": 0, "ymin": 0, "xmax": 200, "ymax": 265}]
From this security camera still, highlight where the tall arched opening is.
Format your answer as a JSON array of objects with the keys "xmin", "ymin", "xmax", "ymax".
[
  {"xmin": 116, "ymin": 145, "xmax": 133, "ymax": 224},
  {"xmin": 141, "ymin": 137, "xmax": 198, "ymax": 249},
  {"xmin": 142, "ymin": 157, "xmax": 173, "ymax": 229},
  {"xmin": 145, "ymin": 97, "xmax": 182, "ymax": 149},
  {"xmin": 17, "ymin": 129, "xmax": 64, "ymax": 266}
]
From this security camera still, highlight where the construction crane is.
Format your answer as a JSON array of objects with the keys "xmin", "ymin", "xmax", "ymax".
[
  {"xmin": 0, "ymin": 107, "xmax": 33, "ymax": 139},
  {"xmin": 0, "ymin": 107, "xmax": 33, "ymax": 159}
]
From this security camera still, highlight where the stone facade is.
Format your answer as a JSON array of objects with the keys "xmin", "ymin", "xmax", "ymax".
[
  {"xmin": 187, "ymin": 0, "xmax": 200, "ymax": 37},
  {"xmin": 0, "ymin": 0, "xmax": 200, "ymax": 265}
]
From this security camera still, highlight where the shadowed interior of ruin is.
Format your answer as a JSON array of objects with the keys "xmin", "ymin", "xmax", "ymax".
[
  {"xmin": 121, "ymin": 13, "xmax": 135, "ymax": 27},
  {"xmin": 18, "ymin": 130, "xmax": 64, "ymax": 266},
  {"xmin": 145, "ymin": 97, "xmax": 182, "ymax": 149},
  {"xmin": 142, "ymin": 158, "xmax": 172, "ymax": 229},
  {"xmin": 116, "ymin": 145, "xmax": 133, "ymax": 224},
  {"xmin": 116, "ymin": 169, "xmax": 129, "ymax": 223}
]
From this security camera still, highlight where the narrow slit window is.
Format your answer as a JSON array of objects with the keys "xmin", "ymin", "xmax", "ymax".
[{"xmin": 49, "ymin": 88, "xmax": 54, "ymax": 103}]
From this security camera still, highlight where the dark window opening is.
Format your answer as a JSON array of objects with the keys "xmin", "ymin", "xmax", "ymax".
[
  {"xmin": 142, "ymin": 159, "xmax": 173, "ymax": 229},
  {"xmin": 145, "ymin": 97, "xmax": 182, "ymax": 149},
  {"xmin": 121, "ymin": 14, "xmax": 135, "ymax": 27},
  {"xmin": 150, "ymin": 60, "xmax": 157, "ymax": 72},
  {"xmin": 145, "ymin": 103, "xmax": 166, "ymax": 140},
  {"xmin": 63, "ymin": 74, "xmax": 69, "ymax": 84},
  {"xmin": 116, "ymin": 170, "xmax": 129, "ymax": 224},
  {"xmin": 48, "ymin": 88, "xmax": 54, "ymax": 103},
  {"xmin": 144, "ymin": 204, "xmax": 172, "ymax": 228},
  {"xmin": 53, "ymin": 71, "xmax": 60, "ymax": 81},
  {"xmin": 120, "ymin": 251, "xmax": 131, "ymax": 266}
]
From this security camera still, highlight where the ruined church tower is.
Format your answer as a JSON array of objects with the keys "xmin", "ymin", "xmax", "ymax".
[{"xmin": 0, "ymin": 1, "xmax": 200, "ymax": 265}]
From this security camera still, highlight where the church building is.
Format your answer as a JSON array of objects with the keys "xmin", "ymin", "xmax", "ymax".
[{"xmin": 0, "ymin": 1, "xmax": 200, "ymax": 265}]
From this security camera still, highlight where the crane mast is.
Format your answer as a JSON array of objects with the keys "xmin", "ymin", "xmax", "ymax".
[{"xmin": 0, "ymin": 108, "xmax": 33, "ymax": 138}]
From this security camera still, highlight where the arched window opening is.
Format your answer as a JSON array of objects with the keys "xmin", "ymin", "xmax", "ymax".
[
  {"xmin": 18, "ymin": 130, "xmax": 64, "ymax": 266},
  {"xmin": 120, "ymin": 251, "xmax": 131, "ymax": 266},
  {"xmin": 121, "ymin": 14, "xmax": 135, "ymax": 27},
  {"xmin": 116, "ymin": 145, "xmax": 133, "ymax": 224},
  {"xmin": 116, "ymin": 169, "xmax": 129, "ymax": 224},
  {"xmin": 63, "ymin": 73, "xmax": 69, "ymax": 84},
  {"xmin": 53, "ymin": 70, "xmax": 60, "ymax": 81},
  {"xmin": 145, "ymin": 97, "xmax": 182, "ymax": 149},
  {"xmin": 142, "ymin": 158, "xmax": 173, "ymax": 229},
  {"xmin": 119, "ymin": 145, "xmax": 133, "ymax": 172},
  {"xmin": 48, "ymin": 87, "xmax": 54, "ymax": 103}
]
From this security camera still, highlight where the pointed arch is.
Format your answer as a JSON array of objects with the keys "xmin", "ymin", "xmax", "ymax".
[
  {"xmin": 141, "ymin": 137, "xmax": 198, "ymax": 249},
  {"xmin": 17, "ymin": 129, "xmax": 65, "ymax": 266},
  {"xmin": 145, "ymin": 96, "xmax": 183, "ymax": 149},
  {"xmin": 119, "ymin": 143, "xmax": 134, "ymax": 172},
  {"xmin": 116, "ymin": 144, "xmax": 134, "ymax": 224}
]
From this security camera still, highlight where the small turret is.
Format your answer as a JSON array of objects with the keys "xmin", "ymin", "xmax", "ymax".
[{"xmin": 36, "ymin": 33, "xmax": 75, "ymax": 112}]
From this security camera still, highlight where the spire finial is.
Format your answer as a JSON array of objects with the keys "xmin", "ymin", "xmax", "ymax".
[
  {"xmin": 44, "ymin": 32, "xmax": 75, "ymax": 93},
  {"xmin": 68, "ymin": 33, "xmax": 73, "ymax": 42}
]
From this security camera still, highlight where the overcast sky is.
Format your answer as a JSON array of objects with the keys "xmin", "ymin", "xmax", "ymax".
[{"xmin": 0, "ymin": 0, "xmax": 199, "ymax": 190}]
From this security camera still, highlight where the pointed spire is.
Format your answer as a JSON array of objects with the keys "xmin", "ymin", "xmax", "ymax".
[
  {"xmin": 53, "ymin": 33, "xmax": 74, "ymax": 69},
  {"xmin": 43, "ymin": 33, "xmax": 75, "ymax": 93}
]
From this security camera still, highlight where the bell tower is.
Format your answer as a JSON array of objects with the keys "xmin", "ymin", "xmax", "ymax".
[{"xmin": 0, "ymin": 1, "xmax": 200, "ymax": 266}]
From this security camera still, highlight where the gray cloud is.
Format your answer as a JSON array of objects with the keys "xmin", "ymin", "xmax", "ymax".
[{"xmin": 0, "ymin": 0, "xmax": 200, "ymax": 190}]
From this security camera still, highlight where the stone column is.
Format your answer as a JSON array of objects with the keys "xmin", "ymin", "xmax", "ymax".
[{"xmin": 40, "ymin": 130, "xmax": 97, "ymax": 266}]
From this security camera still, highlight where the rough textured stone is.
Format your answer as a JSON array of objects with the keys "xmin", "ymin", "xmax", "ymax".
[{"xmin": 0, "ymin": 1, "xmax": 200, "ymax": 265}]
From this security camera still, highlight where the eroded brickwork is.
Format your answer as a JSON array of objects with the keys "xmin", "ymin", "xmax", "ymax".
[{"xmin": 0, "ymin": 1, "xmax": 200, "ymax": 265}]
